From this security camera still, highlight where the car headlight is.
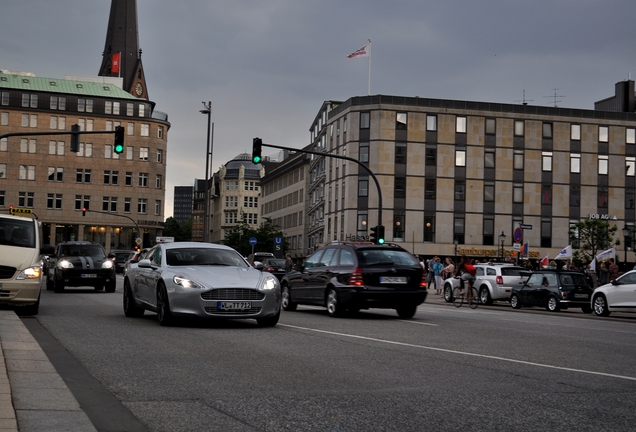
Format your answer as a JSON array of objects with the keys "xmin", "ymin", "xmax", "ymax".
[
  {"xmin": 58, "ymin": 260, "xmax": 74, "ymax": 269},
  {"xmin": 173, "ymin": 275, "xmax": 204, "ymax": 289},
  {"xmin": 16, "ymin": 266, "xmax": 41, "ymax": 280},
  {"xmin": 260, "ymin": 275, "xmax": 279, "ymax": 291},
  {"xmin": 102, "ymin": 260, "xmax": 114, "ymax": 269}
]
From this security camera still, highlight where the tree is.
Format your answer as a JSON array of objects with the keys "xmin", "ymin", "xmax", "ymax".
[
  {"xmin": 221, "ymin": 218, "xmax": 288, "ymax": 256},
  {"xmin": 570, "ymin": 220, "xmax": 619, "ymax": 264},
  {"xmin": 162, "ymin": 217, "xmax": 181, "ymax": 239},
  {"xmin": 163, "ymin": 217, "xmax": 193, "ymax": 242}
]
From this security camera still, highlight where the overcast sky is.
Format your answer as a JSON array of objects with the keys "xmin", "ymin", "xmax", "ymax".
[{"xmin": 2, "ymin": 0, "xmax": 634, "ymax": 217}]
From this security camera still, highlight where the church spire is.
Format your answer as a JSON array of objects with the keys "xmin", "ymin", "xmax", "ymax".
[{"xmin": 98, "ymin": 0, "xmax": 149, "ymax": 99}]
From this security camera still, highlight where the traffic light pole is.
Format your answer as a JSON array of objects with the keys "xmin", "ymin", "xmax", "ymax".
[{"xmin": 255, "ymin": 141, "xmax": 383, "ymax": 228}]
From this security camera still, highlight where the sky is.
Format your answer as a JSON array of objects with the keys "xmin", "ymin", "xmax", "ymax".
[{"xmin": 1, "ymin": 0, "xmax": 634, "ymax": 218}]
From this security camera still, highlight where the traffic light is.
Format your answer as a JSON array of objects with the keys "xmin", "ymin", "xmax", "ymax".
[
  {"xmin": 252, "ymin": 137, "xmax": 262, "ymax": 164},
  {"xmin": 370, "ymin": 226, "xmax": 379, "ymax": 244},
  {"xmin": 114, "ymin": 126, "xmax": 125, "ymax": 154},
  {"xmin": 82, "ymin": 207, "xmax": 86, "ymax": 216},
  {"xmin": 377, "ymin": 225, "xmax": 385, "ymax": 244},
  {"xmin": 70, "ymin": 124, "xmax": 80, "ymax": 152}
]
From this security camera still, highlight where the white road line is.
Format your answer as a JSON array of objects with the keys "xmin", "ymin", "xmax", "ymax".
[
  {"xmin": 399, "ymin": 320, "xmax": 438, "ymax": 326},
  {"xmin": 279, "ymin": 324, "xmax": 636, "ymax": 382}
]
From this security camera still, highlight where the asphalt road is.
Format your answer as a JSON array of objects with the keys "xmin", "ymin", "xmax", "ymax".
[{"xmin": 23, "ymin": 276, "xmax": 636, "ymax": 431}]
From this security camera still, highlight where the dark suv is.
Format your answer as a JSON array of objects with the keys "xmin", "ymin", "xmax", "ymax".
[
  {"xmin": 46, "ymin": 241, "xmax": 116, "ymax": 292},
  {"xmin": 281, "ymin": 242, "xmax": 427, "ymax": 319}
]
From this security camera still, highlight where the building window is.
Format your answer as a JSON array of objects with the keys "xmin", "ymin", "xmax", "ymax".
[
  {"xmin": 105, "ymin": 101, "xmax": 112, "ymax": 114},
  {"xmin": 103, "ymin": 170, "xmax": 118, "ymax": 185},
  {"xmin": 76, "ymin": 169, "xmax": 91, "ymax": 183},
  {"xmin": 124, "ymin": 198, "xmax": 131, "ymax": 213},
  {"xmin": 125, "ymin": 172, "xmax": 132, "ymax": 186},
  {"xmin": 126, "ymin": 146, "xmax": 133, "ymax": 160},
  {"xmin": 455, "ymin": 149, "xmax": 466, "ymax": 167},
  {"xmin": 485, "ymin": 118, "xmax": 496, "ymax": 135},
  {"xmin": 599, "ymin": 126, "xmax": 609, "ymax": 142},
  {"xmin": 542, "ymin": 123, "xmax": 552, "ymax": 138},
  {"xmin": 453, "ymin": 216, "xmax": 464, "ymax": 244},
  {"xmin": 139, "ymin": 147, "xmax": 149, "ymax": 161},
  {"xmin": 484, "ymin": 182, "xmax": 494, "ymax": 202},
  {"xmin": 571, "ymin": 124, "xmax": 581, "ymax": 141},
  {"xmin": 137, "ymin": 198, "xmax": 147, "ymax": 214},
  {"xmin": 424, "ymin": 217, "xmax": 435, "ymax": 242},
  {"xmin": 425, "ymin": 146, "xmax": 436, "ymax": 166},
  {"xmin": 49, "ymin": 141, "xmax": 64, "ymax": 155},
  {"xmin": 570, "ymin": 154, "xmax": 581, "ymax": 173},
  {"xmin": 358, "ymin": 178, "xmax": 368, "ymax": 197},
  {"xmin": 359, "ymin": 143, "xmax": 369, "ymax": 163},
  {"xmin": 1, "ymin": 112, "xmax": 7, "ymax": 126},
  {"xmin": 514, "ymin": 150, "xmax": 524, "ymax": 170},
  {"xmin": 139, "ymin": 173, "xmax": 148, "ymax": 187},
  {"xmin": 139, "ymin": 104, "xmax": 146, "ymax": 117},
  {"xmin": 0, "ymin": 138, "xmax": 6, "ymax": 152},
  {"xmin": 396, "ymin": 112, "xmax": 407, "ymax": 130},
  {"xmin": 156, "ymin": 174, "xmax": 162, "ymax": 189},
  {"xmin": 158, "ymin": 126, "xmax": 163, "ymax": 138},
  {"xmin": 141, "ymin": 124, "xmax": 150, "ymax": 136},
  {"xmin": 19, "ymin": 165, "xmax": 36, "ymax": 180},
  {"xmin": 570, "ymin": 185, "xmax": 580, "ymax": 207},
  {"xmin": 542, "ymin": 152, "xmax": 552, "ymax": 171},
  {"xmin": 18, "ymin": 192, "xmax": 34, "ymax": 208},
  {"xmin": 127, "ymin": 122, "xmax": 134, "ymax": 135},
  {"xmin": 395, "ymin": 177, "xmax": 406, "ymax": 199},
  {"xmin": 483, "ymin": 216, "xmax": 494, "ymax": 246},
  {"xmin": 598, "ymin": 155, "xmax": 608, "ymax": 175},
  {"xmin": 426, "ymin": 115, "xmax": 437, "ymax": 131},
  {"xmin": 395, "ymin": 142, "xmax": 406, "ymax": 164},
  {"xmin": 627, "ymin": 128, "xmax": 636, "ymax": 144},
  {"xmin": 0, "ymin": 164, "xmax": 6, "ymax": 179},
  {"xmin": 1, "ymin": 92, "xmax": 9, "ymax": 105},
  {"xmin": 425, "ymin": 179, "xmax": 436, "ymax": 200},
  {"xmin": 541, "ymin": 219, "xmax": 552, "ymax": 248},
  {"xmin": 513, "ymin": 183, "xmax": 523, "ymax": 203},
  {"xmin": 628, "ymin": 157, "xmax": 636, "ymax": 176},
  {"xmin": 127, "ymin": 103, "xmax": 134, "ymax": 116},
  {"xmin": 78, "ymin": 98, "xmax": 86, "ymax": 112},
  {"xmin": 113, "ymin": 102, "xmax": 120, "ymax": 115},
  {"xmin": 157, "ymin": 149, "xmax": 163, "ymax": 163},
  {"xmin": 514, "ymin": 120, "xmax": 524, "ymax": 137},
  {"xmin": 78, "ymin": 142, "xmax": 93, "ymax": 157},
  {"xmin": 155, "ymin": 200, "xmax": 161, "ymax": 216},
  {"xmin": 74, "ymin": 195, "xmax": 90, "ymax": 211},
  {"xmin": 394, "ymin": 213, "xmax": 405, "ymax": 241},
  {"xmin": 484, "ymin": 149, "xmax": 495, "ymax": 168},
  {"xmin": 454, "ymin": 180, "xmax": 465, "ymax": 201},
  {"xmin": 20, "ymin": 139, "xmax": 36, "ymax": 153},
  {"xmin": 542, "ymin": 185, "xmax": 552, "ymax": 205},
  {"xmin": 598, "ymin": 187, "xmax": 608, "ymax": 208},
  {"xmin": 48, "ymin": 167, "xmax": 63, "ymax": 182},
  {"xmin": 626, "ymin": 188, "xmax": 635, "ymax": 209},
  {"xmin": 456, "ymin": 116, "xmax": 467, "ymax": 133},
  {"xmin": 360, "ymin": 112, "xmax": 370, "ymax": 129}
]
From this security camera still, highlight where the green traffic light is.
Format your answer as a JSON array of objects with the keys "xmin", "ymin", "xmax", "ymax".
[
  {"xmin": 114, "ymin": 144, "xmax": 124, "ymax": 154},
  {"xmin": 378, "ymin": 238, "xmax": 385, "ymax": 244},
  {"xmin": 253, "ymin": 156, "xmax": 261, "ymax": 163}
]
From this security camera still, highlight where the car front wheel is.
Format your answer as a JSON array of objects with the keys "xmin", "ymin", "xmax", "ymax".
[
  {"xmin": 281, "ymin": 285, "xmax": 297, "ymax": 311},
  {"xmin": 123, "ymin": 279, "xmax": 144, "ymax": 318},
  {"xmin": 443, "ymin": 283, "xmax": 454, "ymax": 303},
  {"xmin": 256, "ymin": 311, "xmax": 280, "ymax": 327},
  {"xmin": 510, "ymin": 293, "xmax": 521, "ymax": 309},
  {"xmin": 593, "ymin": 294, "xmax": 611, "ymax": 316},
  {"xmin": 157, "ymin": 283, "xmax": 175, "ymax": 326},
  {"xmin": 546, "ymin": 296, "xmax": 560, "ymax": 312}
]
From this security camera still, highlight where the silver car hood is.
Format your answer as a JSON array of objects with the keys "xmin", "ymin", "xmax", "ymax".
[{"xmin": 173, "ymin": 266, "xmax": 266, "ymax": 289}]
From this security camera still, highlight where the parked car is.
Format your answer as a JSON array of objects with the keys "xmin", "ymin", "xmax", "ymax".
[
  {"xmin": 510, "ymin": 269, "xmax": 593, "ymax": 312},
  {"xmin": 46, "ymin": 241, "xmax": 116, "ymax": 292},
  {"xmin": 123, "ymin": 242, "xmax": 281, "ymax": 326},
  {"xmin": 442, "ymin": 263, "xmax": 528, "ymax": 304},
  {"xmin": 281, "ymin": 242, "xmax": 427, "ymax": 319},
  {"xmin": 247, "ymin": 252, "xmax": 275, "ymax": 266},
  {"xmin": 261, "ymin": 257, "xmax": 287, "ymax": 281},
  {"xmin": 591, "ymin": 270, "xmax": 636, "ymax": 316},
  {"xmin": 111, "ymin": 249, "xmax": 136, "ymax": 274}
]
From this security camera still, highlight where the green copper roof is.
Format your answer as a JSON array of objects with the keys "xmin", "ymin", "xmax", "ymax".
[{"xmin": 0, "ymin": 72, "xmax": 137, "ymax": 99}]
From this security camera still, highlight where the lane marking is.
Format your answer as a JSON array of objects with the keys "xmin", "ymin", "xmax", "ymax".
[
  {"xmin": 279, "ymin": 323, "xmax": 636, "ymax": 382},
  {"xmin": 399, "ymin": 320, "xmax": 438, "ymax": 326}
]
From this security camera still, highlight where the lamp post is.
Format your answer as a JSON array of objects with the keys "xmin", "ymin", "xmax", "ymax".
[
  {"xmin": 200, "ymin": 101, "xmax": 214, "ymax": 243},
  {"xmin": 499, "ymin": 231, "xmax": 506, "ymax": 261},
  {"xmin": 622, "ymin": 226, "xmax": 630, "ymax": 272},
  {"xmin": 453, "ymin": 239, "xmax": 458, "ymax": 265}
]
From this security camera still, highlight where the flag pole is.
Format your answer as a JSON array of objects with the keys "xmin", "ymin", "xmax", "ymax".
[{"xmin": 367, "ymin": 39, "xmax": 371, "ymax": 95}]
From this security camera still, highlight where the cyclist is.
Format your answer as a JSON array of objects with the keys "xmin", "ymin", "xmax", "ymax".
[{"xmin": 456, "ymin": 255, "xmax": 477, "ymax": 300}]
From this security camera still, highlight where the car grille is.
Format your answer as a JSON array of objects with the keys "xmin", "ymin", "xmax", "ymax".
[
  {"xmin": 204, "ymin": 306, "xmax": 262, "ymax": 315},
  {"xmin": 0, "ymin": 266, "xmax": 16, "ymax": 280},
  {"xmin": 201, "ymin": 289, "xmax": 265, "ymax": 301}
]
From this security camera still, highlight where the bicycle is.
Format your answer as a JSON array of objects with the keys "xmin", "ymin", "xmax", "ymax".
[{"xmin": 453, "ymin": 277, "xmax": 479, "ymax": 309}]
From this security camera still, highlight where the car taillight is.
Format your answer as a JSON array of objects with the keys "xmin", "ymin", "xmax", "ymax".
[
  {"xmin": 496, "ymin": 276, "xmax": 503, "ymax": 285},
  {"xmin": 267, "ymin": 266, "xmax": 275, "ymax": 273},
  {"xmin": 349, "ymin": 268, "xmax": 364, "ymax": 286},
  {"xmin": 561, "ymin": 291, "xmax": 567, "ymax": 299},
  {"xmin": 420, "ymin": 270, "xmax": 427, "ymax": 288}
]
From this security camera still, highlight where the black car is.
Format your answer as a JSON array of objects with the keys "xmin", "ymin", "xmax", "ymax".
[
  {"xmin": 261, "ymin": 257, "xmax": 287, "ymax": 281},
  {"xmin": 46, "ymin": 241, "xmax": 117, "ymax": 292},
  {"xmin": 281, "ymin": 242, "xmax": 427, "ymax": 319},
  {"xmin": 111, "ymin": 249, "xmax": 135, "ymax": 274},
  {"xmin": 510, "ymin": 269, "xmax": 593, "ymax": 312}
]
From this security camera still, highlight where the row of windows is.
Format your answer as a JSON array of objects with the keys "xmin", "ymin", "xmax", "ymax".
[
  {"xmin": 0, "ymin": 191, "xmax": 161, "ymax": 215},
  {"xmin": 262, "ymin": 190, "xmax": 304, "ymax": 215},
  {"xmin": 0, "ymin": 165, "xmax": 162, "ymax": 188},
  {"xmin": 0, "ymin": 91, "xmax": 150, "ymax": 118},
  {"xmin": 223, "ymin": 211, "xmax": 258, "ymax": 225}
]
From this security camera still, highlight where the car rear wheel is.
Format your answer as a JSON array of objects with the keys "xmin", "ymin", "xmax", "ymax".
[
  {"xmin": 157, "ymin": 283, "xmax": 175, "ymax": 326},
  {"xmin": 396, "ymin": 304, "xmax": 417, "ymax": 319},
  {"xmin": 256, "ymin": 311, "xmax": 280, "ymax": 327},
  {"xmin": 546, "ymin": 296, "xmax": 560, "ymax": 312},
  {"xmin": 17, "ymin": 294, "xmax": 40, "ymax": 316},
  {"xmin": 326, "ymin": 288, "xmax": 344, "ymax": 317},
  {"xmin": 123, "ymin": 279, "xmax": 144, "ymax": 318},
  {"xmin": 479, "ymin": 286, "xmax": 493, "ymax": 305},
  {"xmin": 581, "ymin": 305, "xmax": 593, "ymax": 314},
  {"xmin": 510, "ymin": 293, "xmax": 521, "ymax": 309},
  {"xmin": 593, "ymin": 294, "xmax": 611, "ymax": 316},
  {"xmin": 281, "ymin": 285, "xmax": 297, "ymax": 311},
  {"xmin": 443, "ymin": 283, "xmax": 454, "ymax": 303}
]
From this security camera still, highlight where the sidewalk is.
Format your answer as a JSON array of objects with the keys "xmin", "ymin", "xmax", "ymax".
[{"xmin": 0, "ymin": 311, "xmax": 96, "ymax": 432}]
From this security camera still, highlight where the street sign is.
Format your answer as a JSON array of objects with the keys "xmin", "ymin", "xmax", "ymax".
[
  {"xmin": 135, "ymin": 237, "xmax": 142, "ymax": 245},
  {"xmin": 249, "ymin": 237, "xmax": 257, "ymax": 246},
  {"xmin": 513, "ymin": 243, "xmax": 521, "ymax": 250},
  {"xmin": 513, "ymin": 227, "xmax": 523, "ymax": 243},
  {"xmin": 519, "ymin": 224, "xmax": 532, "ymax": 230},
  {"xmin": 156, "ymin": 236, "xmax": 174, "ymax": 243}
]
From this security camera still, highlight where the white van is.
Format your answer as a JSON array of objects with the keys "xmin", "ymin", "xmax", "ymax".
[{"xmin": 0, "ymin": 210, "xmax": 55, "ymax": 315}]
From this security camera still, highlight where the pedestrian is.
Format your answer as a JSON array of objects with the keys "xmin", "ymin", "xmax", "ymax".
[
  {"xmin": 608, "ymin": 258, "xmax": 619, "ymax": 281},
  {"xmin": 443, "ymin": 257, "xmax": 455, "ymax": 280},
  {"xmin": 433, "ymin": 257, "xmax": 444, "ymax": 295},
  {"xmin": 426, "ymin": 256, "xmax": 435, "ymax": 291},
  {"xmin": 598, "ymin": 260, "xmax": 609, "ymax": 286},
  {"xmin": 284, "ymin": 253, "xmax": 293, "ymax": 274}
]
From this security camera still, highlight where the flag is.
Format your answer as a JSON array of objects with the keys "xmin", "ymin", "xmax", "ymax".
[
  {"xmin": 554, "ymin": 245, "xmax": 572, "ymax": 260},
  {"xmin": 590, "ymin": 247, "xmax": 616, "ymax": 272},
  {"xmin": 540, "ymin": 255, "xmax": 549, "ymax": 268},
  {"xmin": 111, "ymin": 52, "xmax": 121, "ymax": 74},
  {"xmin": 347, "ymin": 42, "xmax": 370, "ymax": 59},
  {"xmin": 520, "ymin": 242, "xmax": 529, "ymax": 255}
]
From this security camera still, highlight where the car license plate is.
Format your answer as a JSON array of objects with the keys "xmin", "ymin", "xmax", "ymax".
[
  {"xmin": 574, "ymin": 293, "xmax": 588, "ymax": 299},
  {"xmin": 217, "ymin": 301, "xmax": 252, "ymax": 311},
  {"xmin": 380, "ymin": 276, "xmax": 407, "ymax": 284},
  {"xmin": 80, "ymin": 274, "xmax": 97, "ymax": 278}
]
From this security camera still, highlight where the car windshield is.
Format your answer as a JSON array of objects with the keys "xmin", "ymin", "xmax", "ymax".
[
  {"xmin": 166, "ymin": 248, "xmax": 249, "ymax": 268},
  {"xmin": 0, "ymin": 218, "xmax": 35, "ymax": 248},
  {"xmin": 559, "ymin": 273, "xmax": 588, "ymax": 286},
  {"xmin": 61, "ymin": 245, "xmax": 105, "ymax": 258},
  {"xmin": 358, "ymin": 249, "xmax": 419, "ymax": 266},
  {"xmin": 115, "ymin": 252, "xmax": 132, "ymax": 260}
]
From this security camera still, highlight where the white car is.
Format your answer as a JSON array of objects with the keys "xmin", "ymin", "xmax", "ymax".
[
  {"xmin": 123, "ymin": 242, "xmax": 282, "ymax": 326},
  {"xmin": 443, "ymin": 263, "xmax": 528, "ymax": 304},
  {"xmin": 591, "ymin": 270, "xmax": 636, "ymax": 316}
]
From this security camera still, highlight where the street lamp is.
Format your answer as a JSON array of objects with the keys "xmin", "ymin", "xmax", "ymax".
[
  {"xmin": 622, "ymin": 226, "xmax": 630, "ymax": 272},
  {"xmin": 453, "ymin": 239, "xmax": 459, "ymax": 265},
  {"xmin": 499, "ymin": 231, "xmax": 506, "ymax": 260},
  {"xmin": 200, "ymin": 101, "xmax": 214, "ymax": 243}
]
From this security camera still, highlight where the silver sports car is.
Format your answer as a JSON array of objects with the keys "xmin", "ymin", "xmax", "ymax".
[{"xmin": 123, "ymin": 242, "xmax": 281, "ymax": 327}]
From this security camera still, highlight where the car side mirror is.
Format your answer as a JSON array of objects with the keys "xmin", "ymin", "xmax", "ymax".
[
  {"xmin": 253, "ymin": 261, "xmax": 264, "ymax": 270},
  {"xmin": 138, "ymin": 259, "xmax": 153, "ymax": 268},
  {"xmin": 611, "ymin": 279, "xmax": 619, "ymax": 285}
]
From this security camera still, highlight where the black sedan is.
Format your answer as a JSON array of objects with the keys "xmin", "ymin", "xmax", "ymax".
[
  {"xmin": 261, "ymin": 258, "xmax": 287, "ymax": 281},
  {"xmin": 510, "ymin": 269, "xmax": 593, "ymax": 312}
]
